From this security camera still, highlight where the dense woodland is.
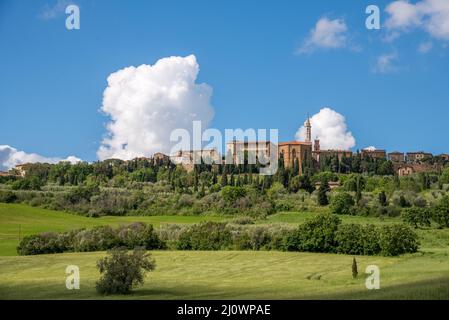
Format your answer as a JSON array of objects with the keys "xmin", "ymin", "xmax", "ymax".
[{"xmin": 0, "ymin": 154, "xmax": 448, "ymax": 222}]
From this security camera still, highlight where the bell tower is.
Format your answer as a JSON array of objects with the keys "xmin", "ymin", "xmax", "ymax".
[{"xmin": 305, "ymin": 115, "xmax": 312, "ymax": 143}]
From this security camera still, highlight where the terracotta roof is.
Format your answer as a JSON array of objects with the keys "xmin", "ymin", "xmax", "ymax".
[
  {"xmin": 279, "ymin": 141, "xmax": 312, "ymax": 146},
  {"xmin": 315, "ymin": 149, "xmax": 352, "ymax": 153},
  {"xmin": 227, "ymin": 140, "xmax": 272, "ymax": 144}
]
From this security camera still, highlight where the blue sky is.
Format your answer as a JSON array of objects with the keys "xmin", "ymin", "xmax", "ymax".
[{"xmin": 0, "ymin": 0, "xmax": 448, "ymax": 164}]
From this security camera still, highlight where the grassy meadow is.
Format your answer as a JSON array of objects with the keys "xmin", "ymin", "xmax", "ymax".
[{"xmin": 1, "ymin": 203, "xmax": 449, "ymax": 299}]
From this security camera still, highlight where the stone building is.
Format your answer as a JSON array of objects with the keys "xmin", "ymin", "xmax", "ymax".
[
  {"xmin": 388, "ymin": 151, "xmax": 405, "ymax": 163},
  {"xmin": 312, "ymin": 138, "xmax": 352, "ymax": 162},
  {"xmin": 406, "ymin": 151, "xmax": 432, "ymax": 163},
  {"xmin": 361, "ymin": 149, "xmax": 387, "ymax": 160},
  {"xmin": 398, "ymin": 163, "xmax": 441, "ymax": 177},
  {"xmin": 225, "ymin": 140, "xmax": 274, "ymax": 165},
  {"xmin": 278, "ymin": 141, "xmax": 312, "ymax": 170},
  {"xmin": 14, "ymin": 164, "xmax": 32, "ymax": 177},
  {"xmin": 171, "ymin": 149, "xmax": 221, "ymax": 171},
  {"xmin": 398, "ymin": 165, "xmax": 415, "ymax": 177}
]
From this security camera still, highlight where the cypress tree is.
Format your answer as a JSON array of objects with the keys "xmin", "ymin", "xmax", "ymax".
[{"xmin": 352, "ymin": 257, "xmax": 358, "ymax": 279}]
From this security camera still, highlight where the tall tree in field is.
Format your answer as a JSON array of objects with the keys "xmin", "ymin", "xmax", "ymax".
[
  {"xmin": 352, "ymin": 257, "xmax": 358, "ymax": 279},
  {"xmin": 317, "ymin": 178, "xmax": 330, "ymax": 206}
]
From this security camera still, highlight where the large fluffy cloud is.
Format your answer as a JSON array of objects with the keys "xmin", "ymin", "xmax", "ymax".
[
  {"xmin": 97, "ymin": 55, "xmax": 214, "ymax": 161},
  {"xmin": 298, "ymin": 17, "xmax": 348, "ymax": 54},
  {"xmin": 385, "ymin": 0, "xmax": 449, "ymax": 41},
  {"xmin": 295, "ymin": 108, "xmax": 356, "ymax": 150},
  {"xmin": 0, "ymin": 145, "xmax": 81, "ymax": 171}
]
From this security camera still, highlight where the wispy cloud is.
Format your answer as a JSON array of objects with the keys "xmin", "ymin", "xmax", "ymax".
[
  {"xmin": 418, "ymin": 41, "xmax": 433, "ymax": 54},
  {"xmin": 373, "ymin": 53, "xmax": 399, "ymax": 74},
  {"xmin": 38, "ymin": 0, "xmax": 74, "ymax": 20},
  {"xmin": 297, "ymin": 17, "xmax": 349, "ymax": 54}
]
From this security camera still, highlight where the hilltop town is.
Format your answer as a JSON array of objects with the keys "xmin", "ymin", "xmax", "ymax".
[{"xmin": 3, "ymin": 117, "xmax": 448, "ymax": 179}]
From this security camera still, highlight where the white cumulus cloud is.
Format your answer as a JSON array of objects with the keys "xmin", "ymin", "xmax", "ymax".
[
  {"xmin": 0, "ymin": 145, "xmax": 81, "ymax": 171},
  {"xmin": 297, "ymin": 17, "xmax": 348, "ymax": 54},
  {"xmin": 385, "ymin": 0, "xmax": 449, "ymax": 41},
  {"xmin": 295, "ymin": 108, "xmax": 356, "ymax": 150},
  {"xmin": 97, "ymin": 55, "xmax": 214, "ymax": 161}
]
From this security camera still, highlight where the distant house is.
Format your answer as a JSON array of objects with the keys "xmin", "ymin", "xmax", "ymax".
[
  {"xmin": 406, "ymin": 151, "xmax": 432, "ymax": 163},
  {"xmin": 437, "ymin": 153, "xmax": 449, "ymax": 161},
  {"xmin": 14, "ymin": 163, "xmax": 32, "ymax": 177},
  {"xmin": 398, "ymin": 163, "xmax": 441, "ymax": 177},
  {"xmin": 398, "ymin": 165, "xmax": 414, "ymax": 177},
  {"xmin": 171, "ymin": 149, "xmax": 221, "ymax": 172},
  {"xmin": 361, "ymin": 149, "xmax": 387, "ymax": 160},
  {"xmin": 311, "ymin": 137, "xmax": 352, "ymax": 163},
  {"xmin": 388, "ymin": 151, "xmax": 405, "ymax": 163}
]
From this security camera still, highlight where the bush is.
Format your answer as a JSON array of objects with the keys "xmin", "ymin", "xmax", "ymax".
[
  {"xmin": 177, "ymin": 222, "xmax": 232, "ymax": 250},
  {"xmin": 335, "ymin": 224, "xmax": 380, "ymax": 255},
  {"xmin": 0, "ymin": 190, "xmax": 17, "ymax": 203},
  {"xmin": 17, "ymin": 232, "xmax": 69, "ymax": 255},
  {"xmin": 73, "ymin": 226, "xmax": 119, "ymax": 252},
  {"xmin": 221, "ymin": 186, "xmax": 246, "ymax": 204},
  {"xmin": 360, "ymin": 224, "xmax": 381, "ymax": 255},
  {"xmin": 18, "ymin": 223, "xmax": 166, "ymax": 255},
  {"xmin": 432, "ymin": 196, "xmax": 449, "ymax": 228},
  {"xmin": 11, "ymin": 177, "xmax": 43, "ymax": 190},
  {"xmin": 116, "ymin": 222, "xmax": 165, "ymax": 249},
  {"xmin": 330, "ymin": 192, "xmax": 355, "ymax": 215},
  {"xmin": 283, "ymin": 213, "xmax": 341, "ymax": 252},
  {"xmin": 335, "ymin": 224, "xmax": 364, "ymax": 255},
  {"xmin": 231, "ymin": 216, "xmax": 255, "ymax": 225},
  {"xmin": 96, "ymin": 247, "xmax": 156, "ymax": 295},
  {"xmin": 402, "ymin": 207, "xmax": 432, "ymax": 228},
  {"xmin": 379, "ymin": 224, "xmax": 419, "ymax": 256}
]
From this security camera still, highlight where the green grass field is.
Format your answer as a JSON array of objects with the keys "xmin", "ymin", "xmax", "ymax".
[
  {"xmin": 1, "ymin": 203, "xmax": 449, "ymax": 299},
  {"xmin": 0, "ymin": 203, "xmax": 228, "ymax": 256},
  {"xmin": 1, "ymin": 251, "xmax": 449, "ymax": 299}
]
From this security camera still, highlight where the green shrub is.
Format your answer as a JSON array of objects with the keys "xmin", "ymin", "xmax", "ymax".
[
  {"xmin": 379, "ymin": 224, "xmax": 419, "ymax": 256},
  {"xmin": 432, "ymin": 196, "xmax": 449, "ymax": 228},
  {"xmin": 96, "ymin": 247, "xmax": 156, "ymax": 295},
  {"xmin": 177, "ymin": 221, "xmax": 232, "ymax": 250},
  {"xmin": 283, "ymin": 213, "xmax": 341, "ymax": 252},
  {"xmin": 233, "ymin": 227, "xmax": 271, "ymax": 250},
  {"xmin": 335, "ymin": 224, "xmax": 381, "ymax": 255},
  {"xmin": 330, "ymin": 192, "xmax": 355, "ymax": 215},
  {"xmin": 72, "ymin": 226, "xmax": 120, "ymax": 252},
  {"xmin": 116, "ymin": 222, "xmax": 165, "ymax": 249},
  {"xmin": 360, "ymin": 224, "xmax": 381, "ymax": 255},
  {"xmin": 335, "ymin": 224, "xmax": 365, "ymax": 255},
  {"xmin": 402, "ymin": 207, "xmax": 432, "ymax": 228},
  {"xmin": 0, "ymin": 190, "xmax": 17, "ymax": 203},
  {"xmin": 17, "ymin": 232, "xmax": 69, "ymax": 255},
  {"xmin": 221, "ymin": 186, "xmax": 246, "ymax": 204},
  {"xmin": 11, "ymin": 177, "xmax": 43, "ymax": 190}
]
